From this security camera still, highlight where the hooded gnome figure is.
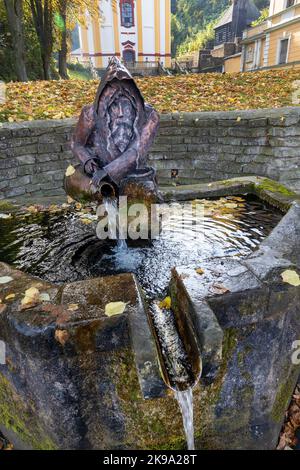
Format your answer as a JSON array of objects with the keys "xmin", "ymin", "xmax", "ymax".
[{"xmin": 65, "ymin": 57, "xmax": 160, "ymax": 204}]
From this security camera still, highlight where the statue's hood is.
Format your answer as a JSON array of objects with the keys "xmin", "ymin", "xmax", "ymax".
[{"xmin": 94, "ymin": 57, "xmax": 145, "ymax": 113}]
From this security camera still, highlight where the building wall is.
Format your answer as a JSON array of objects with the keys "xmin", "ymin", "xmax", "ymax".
[
  {"xmin": 240, "ymin": 0, "xmax": 300, "ymax": 71},
  {"xmin": 266, "ymin": 22, "xmax": 300, "ymax": 66},
  {"xmin": 270, "ymin": 0, "xmax": 300, "ymax": 17},
  {"xmin": 73, "ymin": 0, "xmax": 171, "ymax": 68},
  {"xmin": 224, "ymin": 54, "xmax": 242, "ymax": 73}
]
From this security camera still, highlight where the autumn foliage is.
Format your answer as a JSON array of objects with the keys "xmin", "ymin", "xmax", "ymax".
[{"xmin": 0, "ymin": 68, "xmax": 299, "ymax": 123}]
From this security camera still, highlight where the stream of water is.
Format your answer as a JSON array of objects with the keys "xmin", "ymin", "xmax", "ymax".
[
  {"xmin": 103, "ymin": 197, "xmax": 128, "ymax": 250},
  {"xmin": 175, "ymin": 389, "xmax": 195, "ymax": 450}
]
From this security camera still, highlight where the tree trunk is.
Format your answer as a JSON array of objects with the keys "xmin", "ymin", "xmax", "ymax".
[
  {"xmin": 30, "ymin": 0, "xmax": 53, "ymax": 80},
  {"xmin": 4, "ymin": 0, "xmax": 28, "ymax": 82},
  {"xmin": 58, "ymin": 3, "xmax": 69, "ymax": 79}
]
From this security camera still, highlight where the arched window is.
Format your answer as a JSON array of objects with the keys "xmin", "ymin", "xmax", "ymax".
[{"xmin": 120, "ymin": 0, "xmax": 134, "ymax": 28}]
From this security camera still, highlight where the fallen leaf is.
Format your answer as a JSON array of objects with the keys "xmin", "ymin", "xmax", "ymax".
[
  {"xmin": 48, "ymin": 204, "xmax": 60, "ymax": 213},
  {"xmin": 195, "ymin": 268, "xmax": 205, "ymax": 275},
  {"xmin": 105, "ymin": 301, "xmax": 127, "ymax": 317},
  {"xmin": 210, "ymin": 283, "xmax": 230, "ymax": 295},
  {"xmin": 65, "ymin": 165, "xmax": 76, "ymax": 177},
  {"xmin": 0, "ymin": 276, "xmax": 13, "ymax": 284},
  {"xmin": 55, "ymin": 329, "xmax": 69, "ymax": 346},
  {"xmin": 26, "ymin": 205, "xmax": 39, "ymax": 214},
  {"xmin": 67, "ymin": 196, "xmax": 74, "ymax": 204},
  {"xmin": 0, "ymin": 213, "xmax": 12, "ymax": 219},
  {"xmin": 21, "ymin": 287, "xmax": 40, "ymax": 308},
  {"xmin": 281, "ymin": 270, "xmax": 300, "ymax": 287},
  {"xmin": 80, "ymin": 218, "xmax": 92, "ymax": 225},
  {"xmin": 5, "ymin": 294, "xmax": 15, "ymax": 301},
  {"xmin": 159, "ymin": 296, "xmax": 172, "ymax": 310},
  {"xmin": 68, "ymin": 303, "xmax": 79, "ymax": 311}
]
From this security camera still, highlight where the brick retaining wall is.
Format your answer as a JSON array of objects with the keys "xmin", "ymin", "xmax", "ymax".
[{"xmin": 0, "ymin": 107, "xmax": 300, "ymax": 199}]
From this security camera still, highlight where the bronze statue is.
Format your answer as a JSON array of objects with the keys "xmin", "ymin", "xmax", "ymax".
[{"xmin": 65, "ymin": 57, "xmax": 160, "ymax": 204}]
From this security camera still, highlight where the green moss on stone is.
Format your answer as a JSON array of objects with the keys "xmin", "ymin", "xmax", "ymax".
[
  {"xmin": 0, "ymin": 373, "xmax": 56, "ymax": 450},
  {"xmin": 271, "ymin": 372, "xmax": 297, "ymax": 423},
  {"xmin": 0, "ymin": 200, "xmax": 16, "ymax": 212},
  {"xmin": 256, "ymin": 178, "xmax": 296, "ymax": 198}
]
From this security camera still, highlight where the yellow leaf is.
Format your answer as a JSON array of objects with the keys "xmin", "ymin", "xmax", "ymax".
[
  {"xmin": 8, "ymin": 117, "xmax": 14, "ymax": 123},
  {"xmin": 5, "ymin": 294, "xmax": 15, "ymax": 300},
  {"xmin": 159, "ymin": 296, "xmax": 172, "ymax": 310},
  {"xmin": 195, "ymin": 268, "xmax": 205, "ymax": 275},
  {"xmin": 68, "ymin": 303, "xmax": 79, "ymax": 311},
  {"xmin": 105, "ymin": 301, "xmax": 127, "ymax": 317},
  {"xmin": 65, "ymin": 165, "xmax": 76, "ymax": 177},
  {"xmin": 21, "ymin": 287, "xmax": 40, "ymax": 307},
  {"xmin": 281, "ymin": 270, "xmax": 300, "ymax": 287},
  {"xmin": 67, "ymin": 196, "xmax": 74, "ymax": 204},
  {"xmin": 48, "ymin": 204, "xmax": 60, "ymax": 212},
  {"xmin": 80, "ymin": 218, "xmax": 92, "ymax": 225},
  {"xmin": 26, "ymin": 205, "xmax": 39, "ymax": 213}
]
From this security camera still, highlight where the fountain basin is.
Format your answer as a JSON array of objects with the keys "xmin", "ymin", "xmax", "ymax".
[{"xmin": 0, "ymin": 176, "xmax": 299, "ymax": 450}]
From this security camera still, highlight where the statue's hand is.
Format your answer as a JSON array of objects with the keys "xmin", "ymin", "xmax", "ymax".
[
  {"xmin": 84, "ymin": 158, "xmax": 99, "ymax": 176},
  {"xmin": 91, "ymin": 169, "xmax": 108, "ymax": 188}
]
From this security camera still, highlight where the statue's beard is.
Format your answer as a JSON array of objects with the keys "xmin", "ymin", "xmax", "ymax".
[{"xmin": 111, "ymin": 122, "xmax": 133, "ymax": 153}]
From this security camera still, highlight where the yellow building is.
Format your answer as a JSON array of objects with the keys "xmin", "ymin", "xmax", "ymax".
[
  {"xmin": 71, "ymin": 0, "xmax": 171, "ymax": 69},
  {"xmin": 225, "ymin": 0, "xmax": 300, "ymax": 72}
]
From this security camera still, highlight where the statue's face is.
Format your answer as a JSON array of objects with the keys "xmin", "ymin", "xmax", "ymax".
[{"xmin": 109, "ymin": 96, "xmax": 136, "ymax": 153}]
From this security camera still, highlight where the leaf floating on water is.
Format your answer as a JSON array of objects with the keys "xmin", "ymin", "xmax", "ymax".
[
  {"xmin": 26, "ymin": 205, "xmax": 39, "ymax": 214},
  {"xmin": 65, "ymin": 165, "xmax": 76, "ymax": 177},
  {"xmin": 5, "ymin": 294, "xmax": 15, "ymax": 301},
  {"xmin": 159, "ymin": 296, "xmax": 172, "ymax": 310},
  {"xmin": 75, "ymin": 202, "xmax": 82, "ymax": 210},
  {"xmin": 105, "ymin": 301, "xmax": 127, "ymax": 317},
  {"xmin": 55, "ymin": 329, "xmax": 69, "ymax": 346},
  {"xmin": 281, "ymin": 270, "xmax": 300, "ymax": 287},
  {"xmin": 21, "ymin": 287, "xmax": 40, "ymax": 308},
  {"xmin": 0, "ymin": 276, "xmax": 13, "ymax": 284},
  {"xmin": 210, "ymin": 283, "xmax": 230, "ymax": 295},
  {"xmin": 195, "ymin": 268, "xmax": 205, "ymax": 275},
  {"xmin": 68, "ymin": 303, "xmax": 79, "ymax": 312},
  {"xmin": 48, "ymin": 204, "xmax": 60, "ymax": 213},
  {"xmin": 80, "ymin": 218, "xmax": 92, "ymax": 225}
]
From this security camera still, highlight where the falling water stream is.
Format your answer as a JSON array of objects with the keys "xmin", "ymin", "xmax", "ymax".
[
  {"xmin": 174, "ymin": 389, "xmax": 195, "ymax": 450},
  {"xmin": 103, "ymin": 197, "xmax": 128, "ymax": 251}
]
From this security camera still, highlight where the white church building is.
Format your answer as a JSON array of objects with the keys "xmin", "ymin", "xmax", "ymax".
[{"xmin": 71, "ymin": 0, "xmax": 171, "ymax": 69}]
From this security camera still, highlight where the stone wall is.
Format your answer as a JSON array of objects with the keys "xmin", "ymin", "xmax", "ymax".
[{"xmin": 1, "ymin": 107, "xmax": 300, "ymax": 200}]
